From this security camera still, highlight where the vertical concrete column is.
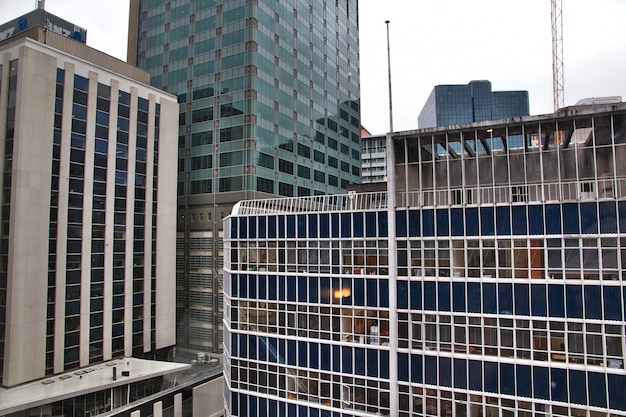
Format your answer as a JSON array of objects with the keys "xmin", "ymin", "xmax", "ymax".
[
  {"xmin": 153, "ymin": 401, "xmax": 162, "ymax": 417},
  {"xmin": 174, "ymin": 393, "xmax": 182, "ymax": 417}
]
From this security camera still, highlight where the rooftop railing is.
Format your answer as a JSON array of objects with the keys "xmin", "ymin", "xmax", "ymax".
[{"xmin": 232, "ymin": 191, "xmax": 389, "ymax": 216}]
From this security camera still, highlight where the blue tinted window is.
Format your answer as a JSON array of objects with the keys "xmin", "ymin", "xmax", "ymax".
[
  {"xmin": 528, "ymin": 205, "xmax": 544, "ymax": 235},
  {"xmin": 278, "ymin": 276, "xmax": 285, "ymax": 301},
  {"xmin": 599, "ymin": 202, "xmax": 617, "ymax": 233},
  {"xmin": 341, "ymin": 213, "xmax": 351, "ymax": 237},
  {"xmin": 566, "ymin": 285, "xmax": 583, "ymax": 318},
  {"xmin": 396, "ymin": 211, "xmax": 407, "ymax": 237},
  {"xmin": 411, "ymin": 354, "xmax": 423, "ymax": 383},
  {"xmin": 438, "ymin": 282, "xmax": 450, "ymax": 311},
  {"xmin": 496, "ymin": 206, "xmax": 511, "ymax": 235},
  {"xmin": 511, "ymin": 205, "xmax": 527, "ymax": 235},
  {"xmin": 469, "ymin": 360, "xmax": 482, "ymax": 391},
  {"xmin": 298, "ymin": 341, "xmax": 307, "ymax": 366},
  {"xmin": 451, "ymin": 208, "xmax": 464, "ymax": 236},
  {"xmin": 353, "ymin": 212, "xmax": 364, "ymax": 237},
  {"xmin": 440, "ymin": 357, "xmax": 452, "ymax": 387},
  {"xmin": 551, "ymin": 368, "xmax": 568, "ymax": 402},
  {"xmin": 319, "ymin": 214, "xmax": 329, "ymax": 238},
  {"xmin": 484, "ymin": 362, "xmax": 498, "ymax": 393},
  {"xmin": 321, "ymin": 344, "xmax": 331, "ymax": 371},
  {"xmin": 453, "ymin": 282, "xmax": 466, "ymax": 312},
  {"xmin": 258, "ymin": 336, "xmax": 266, "ymax": 361},
  {"xmin": 367, "ymin": 349, "xmax": 378, "ymax": 377},
  {"xmin": 239, "ymin": 217, "xmax": 247, "ymax": 238},
  {"xmin": 380, "ymin": 350, "xmax": 390, "ymax": 379},
  {"xmin": 424, "ymin": 281, "xmax": 436, "ymax": 310},
  {"xmin": 331, "ymin": 214, "xmax": 339, "ymax": 237},
  {"xmin": 465, "ymin": 208, "xmax": 479, "ymax": 236},
  {"xmin": 367, "ymin": 279, "xmax": 378, "ymax": 307},
  {"xmin": 531, "ymin": 284, "xmax": 547, "ymax": 316},
  {"xmin": 378, "ymin": 211, "xmax": 388, "ymax": 237},
  {"xmin": 422, "ymin": 209, "xmax": 434, "ymax": 236},
  {"xmin": 333, "ymin": 345, "xmax": 341, "ymax": 372},
  {"xmin": 320, "ymin": 277, "xmax": 330, "ymax": 304},
  {"xmin": 545, "ymin": 204, "xmax": 562, "ymax": 234},
  {"xmin": 410, "ymin": 281, "xmax": 422, "ymax": 310},
  {"xmin": 516, "ymin": 364, "xmax": 532, "ymax": 397},
  {"xmin": 562, "ymin": 203, "xmax": 580, "ymax": 234},
  {"xmin": 468, "ymin": 283, "xmax": 481, "ymax": 313},
  {"xmin": 248, "ymin": 274, "xmax": 257, "ymax": 299},
  {"xmin": 498, "ymin": 283, "xmax": 513, "ymax": 314},
  {"xmin": 397, "ymin": 280, "xmax": 408, "ymax": 309},
  {"xmin": 580, "ymin": 202, "xmax": 598, "ymax": 234},
  {"xmin": 286, "ymin": 277, "xmax": 295, "ymax": 301},
  {"xmin": 342, "ymin": 347, "xmax": 352, "ymax": 373},
  {"xmin": 533, "ymin": 366, "xmax": 549, "ymax": 400},
  {"xmin": 277, "ymin": 215, "xmax": 285, "ymax": 238},
  {"xmin": 604, "ymin": 286, "xmax": 622, "ymax": 320},
  {"xmin": 379, "ymin": 280, "xmax": 389, "ymax": 308},
  {"xmin": 436, "ymin": 209, "xmax": 449, "ymax": 236},
  {"xmin": 308, "ymin": 277, "xmax": 318, "ymax": 303},
  {"xmin": 425, "ymin": 356, "xmax": 437, "ymax": 385},
  {"xmin": 588, "ymin": 372, "xmax": 607, "ymax": 407},
  {"xmin": 569, "ymin": 370, "xmax": 587, "ymax": 406},
  {"xmin": 287, "ymin": 341, "xmax": 296, "ymax": 365},
  {"xmin": 258, "ymin": 216, "xmax": 266, "ymax": 238},
  {"xmin": 239, "ymin": 275, "xmax": 247, "ymax": 298},
  {"xmin": 619, "ymin": 202, "xmax": 626, "ymax": 232},
  {"xmin": 308, "ymin": 214, "xmax": 318, "ymax": 238},
  {"xmin": 608, "ymin": 374, "xmax": 626, "ymax": 411},
  {"xmin": 248, "ymin": 335, "xmax": 257, "ymax": 360},
  {"xmin": 408, "ymin": 210, "xmax": 420, "ymax": 237},
  {"xmin": 231, "ymin": 274, "xmax": 238, "ymax": 297},
  {"xmin": 514, "ymin": 284, "xmax": 530, "ymax": 315},
  {"xmin": 298, "ymin": 276, "xmax": 306, "ymax": 302},
  {"xmin": 584, "ymin": 285, "xmax": 602, "ymax": 319},
  {"xmin": 483, "ymin": 283, "xmax": 497, "ymax": 314},
  {"xmin": 268, "ymin": 275, "xmax": 277, "ymax": 300},
  {"xmin": 500, "ymin": 363, "xmax": 515, "ymax": 395},
  {"xmin": 230, "ymin": 218, "xmax": 238, "ymax": 238},
  {"xmin": 366, "ymin": 212, "xmax": 377, "ymax": 237},
  {"xmin": 480, "ymin": 207, "xmax": 495, "ymax": 235},
  {"xmin": 248, "ymin": 217, "xmax": 256, "ymax": 238},
  {"xmin": 353, "ymin": 278, "xmax": 365, "ymax": 306},
  {"xmin": 548, "ymin": 284, "xmax": 565, "ymax": 317},
  {"xmin": 398, "ymin": 353, "xmax": 409, "ymax": 381},
  {"xmin": 286, "ymin": 215, "xmax": 296, "ymax": 238},
  {"xmin": 454, "ymin": 358, "xmax": 467, "ymax": 389}
]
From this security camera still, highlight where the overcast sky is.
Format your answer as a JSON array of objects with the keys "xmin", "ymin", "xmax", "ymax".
[{"xmin": 2, "ymin": 1, "xmax": 625, "ymax": 135}]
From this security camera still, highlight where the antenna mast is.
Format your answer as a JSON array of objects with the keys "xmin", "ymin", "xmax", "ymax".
[
  {"xmin": 551, "ymin": 0, "xmax": 564, "ymax": 110},
  {"xmin": 37, "ymin": 0, "xmax": 46, "ymax": 10}
]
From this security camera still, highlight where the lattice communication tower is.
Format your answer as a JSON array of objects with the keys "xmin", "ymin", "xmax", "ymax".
[{"xmin": 551, "ymin": 0, "xmax": 564, "ymax": 110}]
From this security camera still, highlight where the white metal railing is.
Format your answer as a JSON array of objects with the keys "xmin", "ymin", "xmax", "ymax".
[
  {"xmin": 233, "ymin": 191, "xmax": 389, "ymax": 215},
  {"xmin": 400, "ymin": 177, "xmax": 626, "ymax": 208}
]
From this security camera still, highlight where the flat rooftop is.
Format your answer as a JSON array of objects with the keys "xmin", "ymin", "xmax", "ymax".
[{"xmin": 0, "ymin": 357, "xmax": 191, "ymax": 415}]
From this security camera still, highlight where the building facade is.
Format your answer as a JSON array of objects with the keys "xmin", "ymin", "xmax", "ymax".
[
  {"xmin": 418, "ymin": 80, "xmax": 529, "ymax": 129},
  {"xmin": 224, "ymin": 103, "xmax": 626, "ymax": 416},
  {"xmin": 128, "ymin": 0, "xmax": 361, "ymax": 353},
  {"xmin": 0, "ymin": 31, "xmax": 178, "ymax": 388},
  {"xmin": 361, "ymin": 133, "xmax": 386, "ymax": 183}
]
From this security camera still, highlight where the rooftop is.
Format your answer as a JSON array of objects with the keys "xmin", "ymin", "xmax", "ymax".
[{"xmin": 0, "ymin": 357, "xmax": 191, "ymax": 415}]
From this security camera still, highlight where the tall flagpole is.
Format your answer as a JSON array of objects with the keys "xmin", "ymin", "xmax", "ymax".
[{"xmin": 385, "ymin": 20, "xmax": 394, "ymax": 133}]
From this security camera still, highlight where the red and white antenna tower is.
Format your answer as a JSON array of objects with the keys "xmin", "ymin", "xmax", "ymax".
[{"xmin": 551, "ymin": 0, "xmax": 564, "ymax": 110}]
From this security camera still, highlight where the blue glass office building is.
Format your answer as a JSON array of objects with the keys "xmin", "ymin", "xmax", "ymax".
[
  {"xmin": 128, "ymin": 0, "xmax": 361, "ymax": 352},
  {"xmin": 418, "ymin": 80, "xmax": 529, "ymax": 129},
  {"xmin": 224, "ymin": 103, "xmax": 626, "ymax": 416}
]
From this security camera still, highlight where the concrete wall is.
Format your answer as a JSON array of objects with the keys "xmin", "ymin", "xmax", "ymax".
[{"xmin": 192, "ymin": 376, "xmax": 224, "ymax": 417}]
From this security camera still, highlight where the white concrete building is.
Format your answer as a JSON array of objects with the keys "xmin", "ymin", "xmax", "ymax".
[{"xmin": 0, "ymin": 28, "xmax": 178, "ymax": 389}]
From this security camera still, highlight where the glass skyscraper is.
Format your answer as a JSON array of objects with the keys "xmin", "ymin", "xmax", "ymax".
[
  {"xmin": 128, "ymin": 0, "xmax": 361, "ymax": 352},
  {"xmin": 418, "ymin": 80, "xmax": 529, "ymax": 129}
]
